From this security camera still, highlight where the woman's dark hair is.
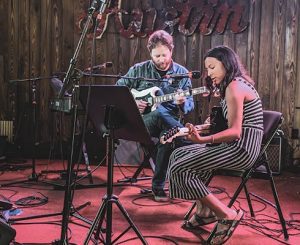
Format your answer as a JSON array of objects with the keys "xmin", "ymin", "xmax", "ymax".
[{"xmin": 204, "ymin": 45, "xmax": 249, "ymax": 98}]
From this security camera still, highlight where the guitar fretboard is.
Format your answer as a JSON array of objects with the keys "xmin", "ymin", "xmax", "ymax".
[{"xmin": 153, "ymin": 87, "xmax": 208, "ymax": 104}]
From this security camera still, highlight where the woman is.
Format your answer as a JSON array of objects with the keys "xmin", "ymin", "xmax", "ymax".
[{"xmin": 167, "ymin": 45, "xmax": 264, "ymax": 244}]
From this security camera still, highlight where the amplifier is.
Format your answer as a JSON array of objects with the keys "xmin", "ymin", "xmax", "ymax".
[
  {"xmin": 0, "ymin": 121, "xmax": 13, "ymax": 143},
  {"xmin": 114, "ymin": 140, "xmax": 143, "ymax": 165},
  {"xmin": 265, "ymin": 136, "xmax": 282, "ymax": 174}
]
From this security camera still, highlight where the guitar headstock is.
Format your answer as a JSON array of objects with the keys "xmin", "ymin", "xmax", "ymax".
[
  {"xmin": 160, "ymin": 126, "xmax": 182, "ymax": 144},
  {"xmin": 160, "ymin": 124, "xmax": 210, "ymax": 144}
]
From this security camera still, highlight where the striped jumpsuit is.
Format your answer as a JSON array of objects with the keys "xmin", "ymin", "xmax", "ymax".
[{"xmin": 167, "ymin": 79, "xmax": 264, "ymax": 200}]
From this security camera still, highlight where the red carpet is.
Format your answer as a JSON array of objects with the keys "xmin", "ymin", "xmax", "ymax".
[{"xmin": 0, "ymin": 159, "xmax": 299, "ymax": 244}]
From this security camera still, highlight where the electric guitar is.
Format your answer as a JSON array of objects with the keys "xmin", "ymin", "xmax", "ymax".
[
  {"xmin": 131, "ymin": 86, "xmax": 210, "ymax": 114},
  {"xmin": 160, "ymin": 106, "xmax": 228, "ymax": 144},
  {"xmin": 160, "ymin": 124, "xmax": 211, "ymax": 144}
]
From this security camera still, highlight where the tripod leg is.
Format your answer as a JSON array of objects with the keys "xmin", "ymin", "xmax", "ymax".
[
  {"xmin": 84, "ymin": 198, "xmax": 107, "ymax": 244},
  {"xmin": 114, "ymin": 198, "xmax": 148, "ymax": 245},
  {"xmin": 93, "ymin": 206, "xmax": 107, "ymax": 242},
  {"xmin": 84, "ymin": 195, "xmax": 148, "ymax": 245}
]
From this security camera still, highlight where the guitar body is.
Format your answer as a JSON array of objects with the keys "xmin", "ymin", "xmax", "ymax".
[{"xmin": 131, "ymin": 87, "xmax": 163, "ymax": 114}]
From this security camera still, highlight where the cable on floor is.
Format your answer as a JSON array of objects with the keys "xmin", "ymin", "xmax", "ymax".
[{"xmin": 14, "ymin": 192, "xmax": 48, "ymax": 207}]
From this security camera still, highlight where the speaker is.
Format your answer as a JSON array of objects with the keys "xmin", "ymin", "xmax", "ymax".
[
  {"xmin": 0, "ymin": 218, "xmax": 16, "ymax": 244},
  {"xmin": 114, "ymin": 140, "xmax": 143, "ymax": 165},
  {"xmin": 265, "ymin": 136, "xmax": 282, "ymax": 174}
]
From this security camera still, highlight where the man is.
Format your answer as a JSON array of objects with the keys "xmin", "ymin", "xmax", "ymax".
[{"xmin": 116, "ymin": 30, "xmax": 194, "ymax": 201}]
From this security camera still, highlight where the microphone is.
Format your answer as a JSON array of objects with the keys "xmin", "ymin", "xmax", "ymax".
[
  {"xmin": 84, "ymin": 62, "xmax": 113, "ymax": 72},
  {"xmin": 163, "ymin": 71, "xmax": 201, "ymax": 80}
]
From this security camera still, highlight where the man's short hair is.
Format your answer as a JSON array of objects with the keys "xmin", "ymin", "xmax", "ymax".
[{"xmin": 147, "ymin": 30, "xmax": 174, "ymax": 52}]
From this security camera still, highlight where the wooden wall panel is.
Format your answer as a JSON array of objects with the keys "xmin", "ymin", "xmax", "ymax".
[
  {"xmin": 283, "ymin": 0, "xmax": 299, "ymax": 133},
  {"xmin": 40, "ymin": 0, "xmax": 53, "ymax": 140},
  {"xmin": 186, "ymin": 34, "xmax": 200, "ymax": 71},
  {"xmin": 8, "ymin": 0, "xmax": 19, "ymax": 80},
  {"xmin": 257, "ymin": 0, "xmax": 274, "ymax": 109},
  {"xmin": 174, "ymin": 35, "xmax": 187, "ymax": 69},
  {"xmin": 0, "ymin": 0, "xmax": 299, "ymax": 156},
  {"xmin": 128, "ymin": 1, "xmax": 142, "ymax": 67},
  {"xmin": 51, "ymin": 0, "xmax": 63, "ymax": 72},
  {"xmin": 0, "ymin": 1, "xmax": 8, "ymax": 120},
  {"xmin": 0, "ymin": 1, "xmax": 7, "ymax": 56},
  {"xmin": 0, "ymin": 56, "xmax": 5, "ymax": 120},
  {"xmin": 62, "ymin": 0, "xmax": 74, "ymax": 70},
  {"xmin": 247, "ymin": 0, "xmax": 261, "ymax": 85},
  {"xmin": 272, "ymin": 0, "xmax": 286, "ymax": 112},
  {"xmin": 28, "ymin": 0, "xmax": 43, "ymax": 142},
  {"xmin": 118, "ymin": 35, "xmax": 130, "ymax": 75},
  {"xmin": 296, "ymin": 2, "xmax": 300, "ymax": 132},
  {"xmin": 9, "ymin": 0, "xmax": 22, "ymax": 132},
  {"xmin": 72, "ymin": 0, "xmax": 85, "ymax": 70}
]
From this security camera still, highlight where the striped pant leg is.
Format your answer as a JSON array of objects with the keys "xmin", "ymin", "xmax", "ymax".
[{"xmin": 168, "ymin": 144, "xmax": 253, "ymax": 200}]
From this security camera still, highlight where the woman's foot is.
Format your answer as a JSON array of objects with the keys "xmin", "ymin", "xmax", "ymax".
[
  {"xmin": 182, "ymin": 211, "xmax": 217, "ymax": 229},
  {"xmin": 210, "ymin": 209, "xmax": 244, "ymax": 244}
]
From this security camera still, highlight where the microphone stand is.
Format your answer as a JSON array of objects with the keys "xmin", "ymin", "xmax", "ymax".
[
  {"xmin": 56, "ymin": 1, "xmax": 109, "ymax": 244},
  {"xmin": 5, "ymin": 77, "xmax": 93, "ymax": 245},
  {"xmin": 81, "ymin": 72, "xmax": 168, "ymax": 83},
  {"xmin": 1, "ymin": 76, "xmax": 59, "ymax": 188}
]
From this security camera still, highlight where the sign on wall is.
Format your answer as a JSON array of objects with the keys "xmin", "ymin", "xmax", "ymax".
[{"xmin": 77, "ymin": 0, "xmax": 249, "ymax": 39}]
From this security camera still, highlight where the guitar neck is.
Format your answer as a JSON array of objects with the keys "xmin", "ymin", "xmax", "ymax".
[
  {"xmin": 173, "ymin": 124, "xmax": 210, "ymax": 137},
  {"xmin": 160, "ymin": 124, "xmax": 211, "ymax": 144},
  {"xmin": 153, "ymin": 86, "xmax": 208, "ymax": 104}
]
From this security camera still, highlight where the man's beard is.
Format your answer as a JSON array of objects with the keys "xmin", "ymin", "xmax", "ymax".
[{"xmin": 153, "ymin": 60, "xmax": 172, "ymax": 71}]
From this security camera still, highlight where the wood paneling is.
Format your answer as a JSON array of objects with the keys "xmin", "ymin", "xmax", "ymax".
[
  {"xmin": 247, "ymin": 0, "xmax": 261, "ymax": 85},
  {"xmin": 257, "ymin": 0, "xmax": 274, "ymax": 109},
  {"xmin": 0, "ymin": 0, "xmax": 299, "ymax": 152},
  {"xmin": 283, "ymin": 0, "xmax": 299, "ymax": 134},
  {"xmin": 272, "ymin": 0, "xmax": 286, "ymax": 112}
]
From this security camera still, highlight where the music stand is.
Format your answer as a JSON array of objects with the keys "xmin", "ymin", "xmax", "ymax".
[{"xmin": 79, "ymin": 85, "xmax": 151, "ymax": 245}]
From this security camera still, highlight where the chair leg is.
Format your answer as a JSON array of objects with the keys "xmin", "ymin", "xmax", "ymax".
[
  {"xmin": 227, "ymin": 174, "xmax": 252, "ymax": 208},
  {"xmin": 183, "ymin": 202, "xmax": 196, "ymax": 221},
  {"xmin": 264, "ymin": 160, "xmax": 289, "ymax": 240},
  {"xmin": 243, "ymin": 184, "xmax": 255, "ymax": 217},
  {"xmin": 207, "ymin": 172, "xmax": 253, "ymax": 243},
  {"xmin": 269, "ymin": 175, "xmax": 289, "ymax": 240},
  {"xmin": 249, "ymin": 163, "xmax": 289, "ymax": 240}
]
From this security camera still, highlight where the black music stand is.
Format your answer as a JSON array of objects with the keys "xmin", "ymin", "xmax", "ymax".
[{"xmin": 79, "ymin": 85, "xmax": 151, "ymax": 245}]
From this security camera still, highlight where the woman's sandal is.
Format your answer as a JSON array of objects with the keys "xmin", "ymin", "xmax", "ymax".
[
  {"xmin": 182, "ymin": 213, "xmax": 218, "ymax": 230},
  {"xmin": 209, "ymin": 209, "xmax": 244, "ymax": 244}
]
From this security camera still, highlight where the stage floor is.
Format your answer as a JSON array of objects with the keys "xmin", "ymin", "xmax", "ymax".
[{"xmin": 0, "ymin": 159, "xmax": 299, "ymax": 244}]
